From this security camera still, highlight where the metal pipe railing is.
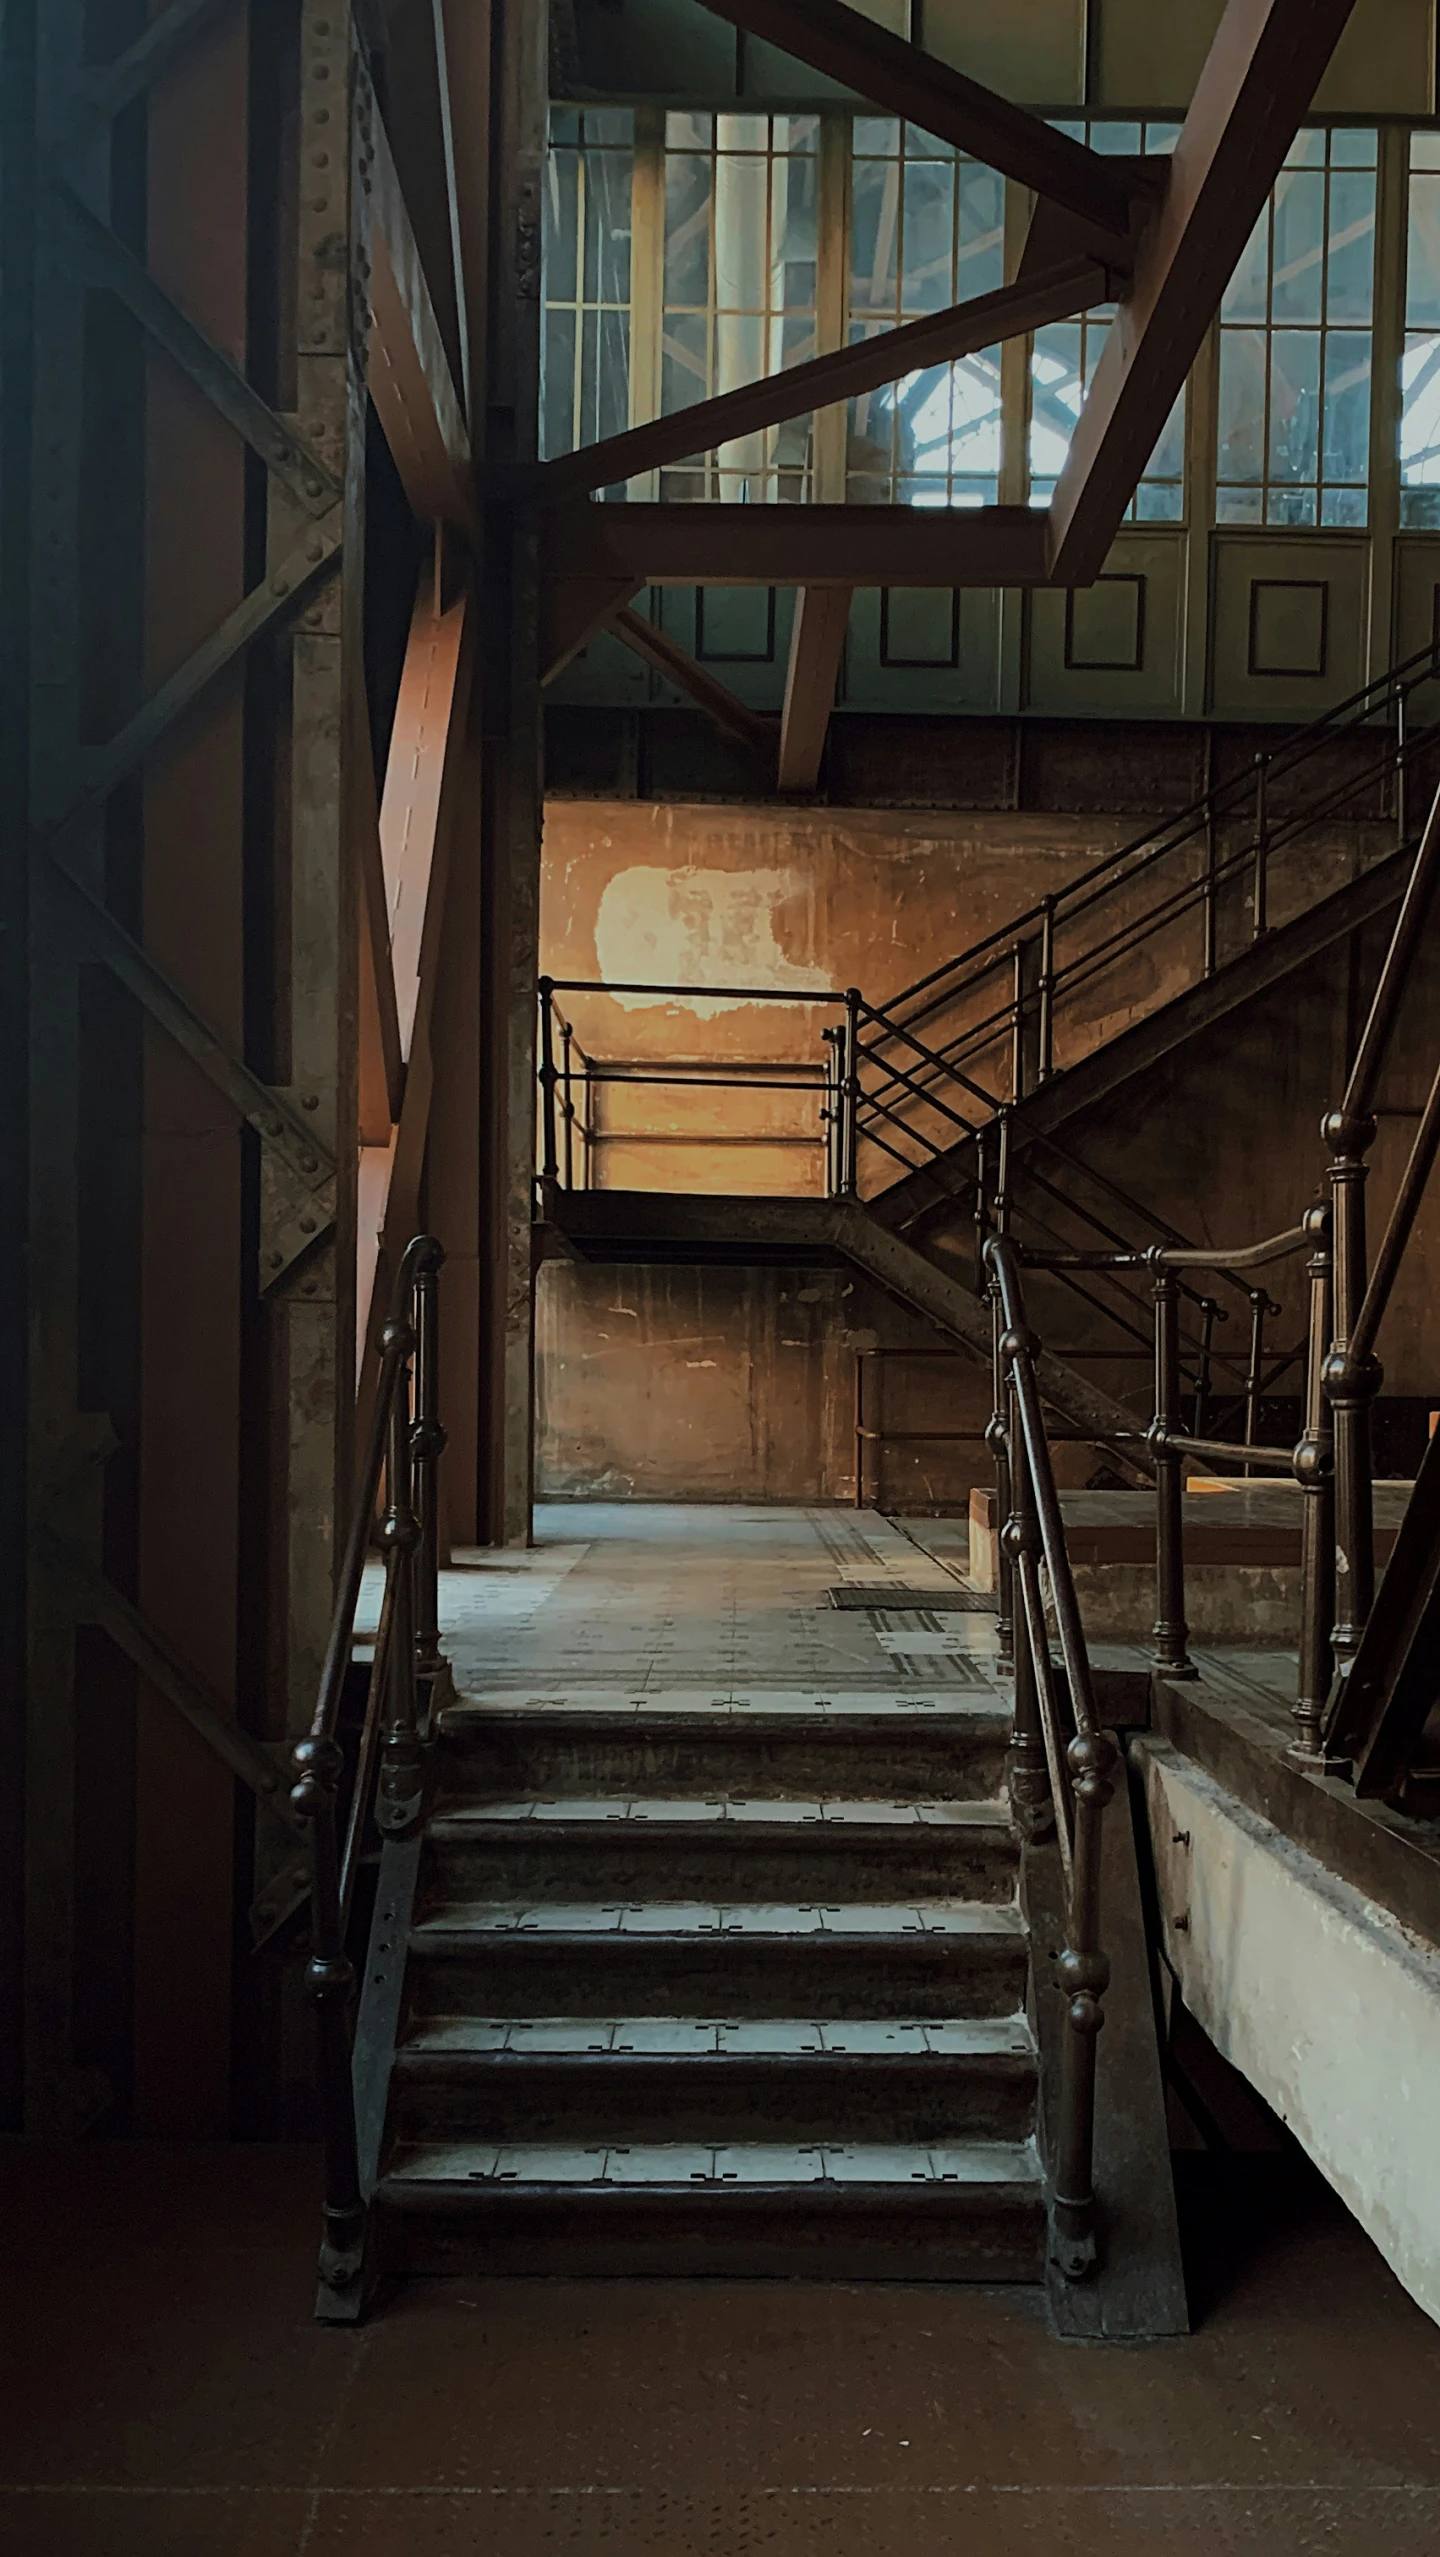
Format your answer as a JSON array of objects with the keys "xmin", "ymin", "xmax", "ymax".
[
  {"xmin": 292, "ymin": 1233, "xmax": 445, "ymax": 2309},
  {"xmin": 987, "ymin": 1234, "xmax": 1116, "ymax": 2283}
]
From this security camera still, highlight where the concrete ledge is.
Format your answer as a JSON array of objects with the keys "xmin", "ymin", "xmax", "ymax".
[{"xmin": 1137, "ymin": 1737, "xmax": 1440, "ymax": 2330}]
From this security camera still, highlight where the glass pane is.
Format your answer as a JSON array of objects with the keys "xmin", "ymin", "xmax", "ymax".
[
  {"xmin": 1322, "ymin": 485, "xmax": 1368, "ymax": 526},
  {"xmin": 853, "ymin": 116, "xmax": 899, "ymax": 157},
  {"xmin": 1267, "ymin": 486, "xmax": 1317, "ymax": 525},
  {"xmin": 1330, "ymin": 127, "xmax": 1376, "ymax": 168},
  {"xmin": 545, "ymin": 148, "xmax": 579, "ymax": 304},
  {"xmin": 1144, "ymin": 388, "xmax": 1187, "ymax": 488},
  {"xmin": 1143, "ymin": 122, "xmax": 1182, "ymax": 155},
  {"xmin": 542, "ymin": 306, "xmax": 576, "ymax": 458},
  {"xmin": 716, "ymin": 113, "xmax": 768, "ymax": 153},
  {"xmin": 1031, "ymin": 320, "xmax": 1085, "ymax": 492},
  {"xmin": 958, "ymin": 162, "xmax": 1004, "ymax": 289},
  {"xmin": 1217, "ymin": 328, "xmax": 1268, "ymax": 484},
  {"xmin": 1223, "ymin": 211, "xmax": 1270, "ymax": 325},
  {"xmin": 1322, "ymin": 327, "xmax": 1371, "ymax": 485},
  {"xmin": 1268, "ymin": 329, "xmax": 1321, "ymax": 486},
  {"xmin": 1401, "ymin": 331, "xmax": 1440, "ymax": 494},
  {"xmin": 1283, "ymin": 129, "xmax": 1326, "ymax": 170},
  {"xmin": 779, "ymin": 154, "xmax": 818, "ymax": 307},
  {"xmin": 580, "ymin": 306, "xmax": 630, "ymax": 448},
  {"xmin": 1134, "ymin": 479, "xmax": 1184, "ymax": 522},
  {"xmin": 1407, "ymin": 171, "xmax": 1440, "ymax": 329},
  {"xmin": 583, "ymin": 153, "xmax": 632, "ymax": 307},
  {"xmin": 664, "ymin": 156, "xmax": 712, "ymax": 309},
  {"xmin": 850, "ymin": 157, "xmax": 899, "ymax": 318},
  {"xmin": 665, "ymin": 109, "xmax": 711, "ymax": 151},
  {"xmin": 901, "ymin": 157, "xmax": 957, "ymax": 312},
  {"xmin": 587, "ymin": 108, "xmax": 634, "ymax": 149},
  {"xmin": 1271, "ymin": 169, "xmax": 1325, "ymax": 325},
  {"xmin": 661, "ymin": 310, "xmax": 710, "ymax": 416},
  {"xmin": 1326, "ymin": 169, "xmax": 1376, "ymax": 326},
  {"xmin": 1216, "ymin": 484, "xmax": 1265, "ymax": 523}
]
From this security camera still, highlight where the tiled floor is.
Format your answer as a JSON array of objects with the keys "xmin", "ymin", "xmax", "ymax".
[
  {"xmin": 360, "ymin": 1503, "xmax": 1006, "ymax": 1702},
  {"xmin": 5, "ymin": 2139, "xmax": 1440, "ymax": 2554}
]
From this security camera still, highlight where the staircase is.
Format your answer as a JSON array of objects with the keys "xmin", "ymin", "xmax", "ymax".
[{"xmin": 369, "ymin": 1670, "xmax": 1047, "ymax": 2280}]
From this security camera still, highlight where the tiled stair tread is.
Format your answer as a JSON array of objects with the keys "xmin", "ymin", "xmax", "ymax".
[
  {"xmin": 430, "ymin": 1796, "xmax": 1010, "ymax": 1829},
  {"xmin": 383, "ymin": 2138, "xmax": 1043, "ymax": 2189},
  {"xmin": 398, "ymin": 2014, "xmax": 1036, "ymax": 2057},
  {"xmin": 442, "ymin": 1689, "xmax": 1004, "ymax": 1721},
  {"xmin": 412, "ymin": 1898, "xmax": 1027, "ymax": 1939}
]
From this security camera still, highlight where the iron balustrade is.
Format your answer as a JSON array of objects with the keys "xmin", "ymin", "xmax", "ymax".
[
  {"xmin": 985, "ymin": 1234, "xmax": 1116, "ymax": 2282},
  {"xmin": 291, "ymin": 1234, "xmax": 446, "ymax": 2308}
]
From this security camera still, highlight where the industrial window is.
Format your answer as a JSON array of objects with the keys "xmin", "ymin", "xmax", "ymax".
[
  {"xmin": 541, "ymin": 108, "xmax": 635, "ymax": 484},
  {"xmin": 1215, "ymin": 128, "xmax": 1377, "ymax": 528},
  {"xmin": 657, "ymin": 111, "xmax": 820, "ymax": 503},
  {"xmin": 1029, "ymin": 123, "xmax": 1185, "ymax": 522},
  {"xmin": 1401, "ymin": 134, "xmax": 1440, "ymax": 528},
  {"xmin": 845, "ymin": 118, "xmax": 1004, "ymax": 508}
]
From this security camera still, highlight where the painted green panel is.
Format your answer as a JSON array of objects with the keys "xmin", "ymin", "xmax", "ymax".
[
  {"xmin": 547, "ymin": 620, "xmax": 651, "ymax": 708},
  {"xmin": 1390, "ymin": 535, "xmax": 1440, "ymax": 723},
  {"xmin": 843, "ymin": 586, "xmax": 1002, "ymax": 711},
  {"xmin": 921, "ymin": 0, "xmax": 1083, "ymax": 107},
  {"xmin": 1210, "ymin": 535, "xmax": 1371, "ymax": 720},
  {"xmin": 659, "ymin": 584, "xmax": 796, "ymax": 709},
  {"xmin": 569, "ymin": 1, "xmax": 740, "ymax": 99},
  {"xmin": 1314, "ymin": 0, "xmax": 1434, "ymax": 115},
  {"xmin": 1028, "ymin": 532, "xmax": 1186, "ymax": 716}
]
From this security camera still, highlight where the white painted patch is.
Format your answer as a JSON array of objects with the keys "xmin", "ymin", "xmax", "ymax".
[
  {"xmin": 1139, "ymin": 1738, "xmax": 1440, "ymax": 2329},
  {"xmin": 593, "ymin": 865, "xmax": 826, "ymax": 1016}
]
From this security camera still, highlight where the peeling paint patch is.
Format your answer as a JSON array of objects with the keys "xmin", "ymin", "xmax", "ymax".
[{"xmin": 594, "ymin": 865, "xmax": 825, "ymax": 1016}]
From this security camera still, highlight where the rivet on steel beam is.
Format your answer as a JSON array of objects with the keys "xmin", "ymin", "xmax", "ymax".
[
  {"xmin": 300, "ymin": 1217, "xmax": 317, "ymax": 1235},
  {"xmin": 301, "ymin": 1155, "xmax": 319, "ymax": 1173},
  {"xmin": 301, "ymin": 1094, "xmax": 320, "ymax": 1110}
]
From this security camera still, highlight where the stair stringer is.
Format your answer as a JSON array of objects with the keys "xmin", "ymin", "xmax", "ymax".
[{"xmin": 873, "ymin": 842, "xmax": 1413, "ymax": 1241}]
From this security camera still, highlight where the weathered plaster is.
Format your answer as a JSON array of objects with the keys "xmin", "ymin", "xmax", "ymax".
[{"xmin": 1139, "ymin": 1738, "xmax": 1440, "ymax": 2328}]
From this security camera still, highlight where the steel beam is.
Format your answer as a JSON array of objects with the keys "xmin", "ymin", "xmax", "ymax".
[
  {"xmin": 69, "ymin": 0, "xmax": 235, "ymax": 127},
  {"xmin": 1049, "ymin": 0, "xmax": 1362, "ymax": 582},
  {"xmin": 777, "ymin": 587, "xmax": 853, "ymax": 792},
  {"xmin": 609, "ymin": 605, "xmax": 779, "ymax": 759},
  {"xmin": 694, "ymin": 0, "xmax": 1151, "ymax": 256},
  {"xmin": 532, "ymin": 255, "xmax": 1110, "ymax": 506},
  {"xmin": 368, "ymin": 109, "xmax": 473, "ymax": 527},
  {"xmin": 543, "ymin": 501, "xmax": 1053, "ymax": 592}
]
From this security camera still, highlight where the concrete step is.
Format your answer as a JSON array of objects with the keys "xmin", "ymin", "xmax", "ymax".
[
  {"xmin": 434, "ymin": 1700, "xmax": 1010, "ymax": 1804},
  {"xmin": 390, "ymin": 2012, "xmax": 1038, "ymax": 2144},
  {"xmin": 420, "ymin": 1796, "xmax": 1018, "ymax": 1907},
  {"xmin": 372, "ymin": 2136, "xmax": 1047, "ymax": 2280},
  {"xmin": 404, "ymin": 1897, "xmax": 1030, "ymax": 2021}
]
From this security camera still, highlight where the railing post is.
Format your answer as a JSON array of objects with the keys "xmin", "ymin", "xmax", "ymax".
[
  {"xmin": 291, "ymin": 1734, "xmax": 365, "ymax": 2302},
  {"xmin": 1242, "ymin": 1287, "xmax": 1269, "ymax": 1477},
  {"xmin": 1192, "ymin": 1296, "xmax": 1217, "ymax": 1438},
  {"xmin": 377, "ymin": 1312, "xmax": 424, "ymax": 1835},
  {"xmin": 1289, "ymin": 1204, "xmax": 1338, "ymax": 1766},
  {"xmin": 410, "ymin": 1242, "xmax": 446, "ymax": 1693},
  {"xmin": 560, "ymin": 1018, "xmax": 576, "ymax": 1191},
  {"xmin": 842, "ymin": 987, "xmax": 861, "ymax": 1198},
  {"xmin": 1202, "ymin": 783, "xmax": 1218, "ymax": 979},
  {"xmin": 1001, "ymin": 1380, "xmax": 1052, "ymax": 1839},
  {"xmin": 853, "ymin": 1349, "xmax": 865, "ymax": 1511},
  {"xmin": 973, "ymin": 1127, "xmax": 989, "ymax": 1296},
  {"xmin": 537, "ymin": 976, "xmax": 559, "ymax": 1184},
  {"xmin": 1051, "ymin": 1726, "xmax": 1118, "ymax": 2281},
  {"xmin": 1251, "ymin": 751, "xmax": 1269, "ymax": 940},
  {"xmin": 821, "ymin": 1024, "xmax": 840, "ymax": 1200},
  {"xmin": 1037, "ymin": 897, "xmax": 1056, "ymax": 1083},
  {"xmin": 1323, "ymin": 1104, "xmax": 1380, "ymax": 1667},
  {"xmin": 1395, "ymin": 683, "xmax": 1409, "ymax": 846},
  {"xmin": 988, "ymin": 1286, "xmax": 1015, "ymax": 1669},
  {"xmin": 1150, "ymin": 1262, "xmax": 1196, "ymax": 1678}
]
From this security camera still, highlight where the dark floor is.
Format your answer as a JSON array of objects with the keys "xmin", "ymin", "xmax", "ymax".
[{"xmin": 3, "ymin": 2141, "xmax": 1440, "ymax": 2553}]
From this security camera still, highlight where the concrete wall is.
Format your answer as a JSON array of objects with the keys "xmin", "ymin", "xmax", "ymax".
[
  {"xmin": 1140, "ymin": 1738, "xmax": 1440, "ymax": 2331},
  {"xmin": 538, "ymin": 794, "xmax": 1440, "ymax": 1502}
]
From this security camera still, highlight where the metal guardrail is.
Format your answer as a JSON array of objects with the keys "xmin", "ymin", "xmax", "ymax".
[{"xmin": 292, "ymin": 1234, "xmax": 446, "ymax": 2308}]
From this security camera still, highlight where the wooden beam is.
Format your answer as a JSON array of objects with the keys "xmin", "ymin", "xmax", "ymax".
[
  {"xmin": 610, "ymin": 605, "xmax": 779, "ymax": 760},
  {"xmin": 368, "ymin": 108, "xmax": 474, "ymax": 528},
  {"xmin": 1049, "ymin": 0, "xmax": 1361, "ymax": 582},
  {"xmin": 777, "ymin": 587, "xmax": 852, "ymax": 793},
  {"xmin": 543, "ymin": 501, "xmax": 1053, "ymax": 592},
  {"xmin": 357, "ymin": 575, "xmax": 474, "ymax": 1380},
  {"xmin": 432, "ymin": 0, "xmax": 491, "ymax": 435},
  {"xmin": 542, "ymin": 574, "xmax": 644, "ymax": 682},
  {"xmin": 533, "ymin": 255, "xmax": 1110, "ymax": 506},
  {"xmin": 351, "ymin": 671, "xmax": 403, "ymax": 1138},
  {"xmin": 694, "ymin": 0, "xmax": 1151, "ymax": 254}
]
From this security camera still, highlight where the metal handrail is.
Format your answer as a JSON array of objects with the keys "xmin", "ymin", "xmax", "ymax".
[
  {"xmin": 291, "ymin": 1233, "xmax": 446, "ymax": 2308},
  {"xmin": 986, "ymin": 1234, "xmax": 1116, "ymax": 2282}
]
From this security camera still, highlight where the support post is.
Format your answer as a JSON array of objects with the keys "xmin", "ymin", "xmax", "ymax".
[
  {"xmin": 1290, "ymin": 1206, "xmax": 1338, "ymax": 1766},
  {"xmin": 1150, "ymin": 1264, "xmax": 1195, "ymax": 1678},
  {"xmin": 376, "ymin": 1314, "xmax": 423, "ymax": 1835},
  {"xmin": 1051, "ymin": 1727, "xmax": 1118, "ymax": 2282},
  {"xmin": 410, "ymin": 1242, "xmax": 446, "ymax": 1689},
  {"xmin": 1323, "ymin": 1104, "xmax": 1380, "ymax": 1667},
  {"xmin": 537, "ymin": 977, "xmax": 559, "ymax": 1183},
  {"xmin": 841, "ymin": 988, "xmax": 861, "ymax": 1198}
]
